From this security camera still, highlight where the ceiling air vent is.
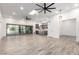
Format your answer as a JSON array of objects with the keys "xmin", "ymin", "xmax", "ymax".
[{"xmin": 26, "ymin": 16, "xmax": 31, "ymax": 20}]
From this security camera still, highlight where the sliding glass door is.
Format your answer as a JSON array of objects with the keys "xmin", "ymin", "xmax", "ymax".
[
  {"xmin": 7, "ymin": 25, "xmax": 19, "ymax": 35},
  {"xmin": 6, "ymin": 24, "xmax": 33, "ymax": 35},
  {"xmin": 25, "ymin": 26, "xmax": 32, "ymax": 34},
  {"xmin": 20, "ymin": 26, "xmax": 26, "ymax": 34}
]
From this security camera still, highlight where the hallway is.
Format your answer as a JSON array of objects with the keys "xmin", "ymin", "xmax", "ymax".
[{"xmin": 0, "ymin": 35, "xmax": 78, "ymax": 55}]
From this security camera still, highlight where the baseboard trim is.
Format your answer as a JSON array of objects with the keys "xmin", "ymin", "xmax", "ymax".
[{"xmin": 47, "ymin": 35, "xmax": 59, "ymax": 39}]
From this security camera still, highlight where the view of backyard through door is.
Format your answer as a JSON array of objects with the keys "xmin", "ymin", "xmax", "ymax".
[{"xmin": 6, "ymin": 24, "xmax": 33, "ymax": 36}]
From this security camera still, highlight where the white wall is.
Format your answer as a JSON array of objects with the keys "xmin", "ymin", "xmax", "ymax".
[
  {"xmin": 0, "ymin": 11, "xmax": 6, "ymax": 39},
  {"xmin": 60, "ymin": 18, "xmax": 76, "ymax": 36},
  {"xmin": 0, "ymin": 12, "xmax": 2, "ymax": 39},
  {"xmin": 48, "ymin": 14, "xmax": 60, "ymax": 38},
  {"xmin": 0, "ymin": 22, "xmax": 1, "ymax": 39}
]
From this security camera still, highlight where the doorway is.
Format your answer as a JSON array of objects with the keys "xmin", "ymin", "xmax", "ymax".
[{"xmin": 60, "ymin": 18, "xmax": 76, "ymax": 40}]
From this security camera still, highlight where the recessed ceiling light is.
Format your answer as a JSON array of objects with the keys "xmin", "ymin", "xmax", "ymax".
[
  {"xmin": 12, "ymin": 12, "xmax": 16, "ymax": 15},
  {"xmin": 20, "ymin": 6, "xmax": 24, "ymax": 10},
  {"xmin": 74, "ymin": 3, "xmax": 79, "ymax": 7}
]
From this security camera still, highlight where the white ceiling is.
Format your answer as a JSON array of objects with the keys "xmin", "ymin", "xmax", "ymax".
[{"xmin": 0, "ymin": 3, "xmax": 79, "ymax": 22}]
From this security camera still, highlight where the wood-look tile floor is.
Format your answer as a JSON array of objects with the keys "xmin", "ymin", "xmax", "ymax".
[{"xmin": 0, "ymin": 35, "xmax": 79, "ymax": 55}]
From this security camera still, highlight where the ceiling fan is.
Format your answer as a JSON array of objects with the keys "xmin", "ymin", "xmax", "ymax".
[{"xmin": 35, "ymin": 3, "xmax": 56, "ymax": 14}]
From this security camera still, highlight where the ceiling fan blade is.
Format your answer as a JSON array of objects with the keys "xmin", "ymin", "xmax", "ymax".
[
  {"xmin": 44, "ymin": 10, "xmax": 46, "ymax": 14},
  {"xmin": 35, "ymin": 9, "xmax": 42, "ymax": 10},
  {"xmin": 48, "ymin": 7, "xmax": 56, "ymax": 9},
  {"xmin": 39, "ymin": 10, "xmax": 43, "ymax": 13},
  {"xmin": 47, "ymin": 3, "xmax": 55, "ymax": 8},
  {"xmin": 36, "ymin": 4, "xmax": 43, "ymax": 8},
  {"xmin": 44, "ymin": 3, "xmax": 46, "ymax": 8},
  {"xmin": 46, "ymin": 9, "xmax": 52, "ymax": 12}
]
